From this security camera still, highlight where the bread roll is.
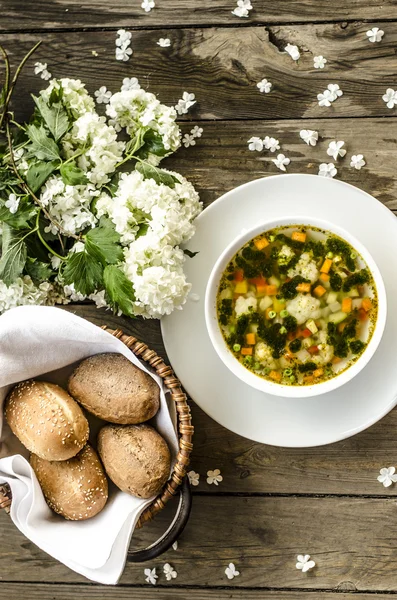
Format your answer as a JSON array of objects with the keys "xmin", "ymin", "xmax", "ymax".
[
  {"xmin": 5, "ymin": 380, "xmax": 89, "ymax": 461},
  {"xmin": 98, "ymin": 424, "xmax": 171, "ymax": 499},
  {"xmin": 68, "ymin": 353, "xmax": 160, "ymax": 424},
  {"xmin": 30, "ymin": 444, "xmax": 108, "ymax": 520}
]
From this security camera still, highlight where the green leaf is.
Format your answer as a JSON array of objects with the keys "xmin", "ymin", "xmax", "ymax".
[
  {"xmin": 25, "ymin": 257, "xmax": 53, "ymax": 283},
  {"xmin": 0, "ymin": 224, "xmax": 27, "ymax": 285},
  {"xmin": 60, "ymin": 162, "xmax": 88, "ymax": 186},
  {"xmin": 26, "ymin": 160, "xmax": 58, "ymax": 193},
  {"xmin": 26, "ymin": 124, "xmax": 60, "ymax": 161},
  {"xmin": 138, "ymin": 130, "xmax": 169, "ymax": 159},
  {"xmin": 135, "ymin": 161, "xmax": 181, "ymax": 189},
  {"xmin": 0, "ymin": 168, "xmax": 20, "ymax": 191},
  {"xmin": 0, "ymin": 198, "xmax": 37, "ymax": 229},
  {"xmin": 103, "ymin": 265, "xmax": 135, "ymax": 317},
  {"xmin": 184, "ymin": 249, "xmax": 199, "ymax": 258},
  {"xmin": 32, "ymin": 95, "xmax": 69, "ymax": 141},
  {"xmin": 63, "ymin": 251, "xmax": 103, "ymax": 296},
  {"xmin": 85, "ymin": 220, "xmax": 123, "ymax": 265}
]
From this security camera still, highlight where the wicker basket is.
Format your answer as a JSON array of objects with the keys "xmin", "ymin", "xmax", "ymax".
[{"xmin": 0, "ymin": 325, "xmax": 193, "ymax": 531}]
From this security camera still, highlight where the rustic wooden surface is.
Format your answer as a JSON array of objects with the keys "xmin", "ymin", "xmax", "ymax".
[{"xmin": 3, "ymin": 2, "xmax": 397, "ymax": 599}]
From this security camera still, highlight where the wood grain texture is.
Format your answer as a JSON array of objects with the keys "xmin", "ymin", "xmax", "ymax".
[
  {"xmin": 1, "ymin": 1, "xmax": 397, "ymax": 29},
  {"xmin": 4, "ymin": 24, "xmax": 397, "ymax": 121},
  {"xmin": 2, "ymin": 495, "xmax": 397, "ymax": 590}
]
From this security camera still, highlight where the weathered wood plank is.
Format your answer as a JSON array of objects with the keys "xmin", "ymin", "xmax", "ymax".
[
  {"xmin": 1, "ymin": 1, "xmax": 396, "ymax": 29},
  {"xmin": 4, "ymin": 25, "xmax": 397, "ymax": 120},
  {"xmin": 67, "ymin": 300, "xmax": 397, "ymax": 498},
  {"xmin": 2, "ymin": 495, "xmax": 397, "ymax": 590}
]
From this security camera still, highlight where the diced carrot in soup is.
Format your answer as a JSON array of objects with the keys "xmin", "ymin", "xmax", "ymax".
[
  {"xmin": 269, "ymin": 370, "xmax": 282, "ymax": 381},
  {"xmin": 320, "ymin": 272, "xmax": 330, "ymax": 282},
  {"xmin": 296, "ymin": 283, "xmax": 311, "ymax": 293},
  {"xmin": 300, "ymin": 328, "xmax": 312, "ymax": 338},
  {"xmin": 341, "ymin": 297, "xmax": 352, "ymax": 313},
  {"xmin": 234, "ymin": 269, "xmax": 244, "ymax": 281},
  {"xmin": 265, "ymin": 285, "xmax": 277, "ymax": 295},
  {"xmin": 313, "ymin": 368, "xmax": 324, "ymax": 378},
  {"xmin": 254, "ymin": 238, "xmax": 269, "ymax": 250},
  {"xmin": 313, "ymin": 285, "xmax": 326, "ymax": 297},
  {"xmin": 308, "ymin": 345, "xmax": 319, "ymax": 355},
  {"xmin": 246, "ymin": 333, "xmax": 256, "ymax": 345},
  {"xmin": 241, "ymin": 347, "xmax": 253, "ymax": 356},
  {"xmin": 320, "ymin": 258, "xmax": 333, "ymax": 273},
  {"xmin": 358, "ymin": 308, "xmax": 368, "ymax": 321},
  {"xmin": 291, "ymin": 231, "xmax": 306, "ymax": 243},
  {"xmin": 362, "ymin": 297, "xmax": 372, "ymax": 312}
]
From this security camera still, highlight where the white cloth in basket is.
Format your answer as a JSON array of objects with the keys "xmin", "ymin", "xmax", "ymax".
[{"xmin": 0, "ymin": 305, "xmax": 178, "ymax": 584}]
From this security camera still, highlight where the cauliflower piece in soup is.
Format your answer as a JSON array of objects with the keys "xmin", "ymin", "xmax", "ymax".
[
  {"xmin": 288, "ymin": 252, "xmax": 319, "ymax": 283},
  {"xmin": 286, "ymin": 293, "xmax": 321, "ymax": 325},
  {"xmin": 235, "ymin": 295, "xmax": 257, "ymax": 318},
  {"xmin": 278, "ymin": 244, "xmax": 295, "ymax": 265},
  {"xmin": 255, "ymin": 341, "xmax": 273, "ymax": 364}
]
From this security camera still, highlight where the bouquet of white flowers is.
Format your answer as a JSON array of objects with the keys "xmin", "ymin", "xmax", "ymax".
[{"xmin": 0, "ymin": 44, "xmax": 202, "ymax": 318}]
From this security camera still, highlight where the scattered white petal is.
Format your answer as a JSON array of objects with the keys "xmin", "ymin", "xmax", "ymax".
[
  {"xmin": 225, "ymin": 563, "xmax": 240, "ymax": 580},
  {"xmin": 257, "ymin": 78, "xmax": 272, "ymax": 94},
  {"xmin": 172, "ymin": 541, "xmax": 178, "ymax": 551},
  {"xmin": 313, "ymin": 55, "xmax": 327, "ymax": 69},
  {"xmin": 247, "ymin": 136, "xmax": 263, "ymax": 152},
  {"xmin": 188, "ymin": 470, "xmax": 200, "ymax": 486},
  {"xmin": 272, "ymin": 153, "xmax": 290, "ymax": 172},
  {"xmin": 327, "ymin": 140, "xmax": 346, "ymax": 160},
  {"xmin": 190, "ymin": 125, "xmax": 203, "ymax": 138},
  {"xmin": 296, "ymin": 554, "xmax": 316, "ymax": 573},
  {"xmin": 34, "ymin": 62, "xmax": 51, "ymax": 80},
  {"xmin": 163, "ymin": 563, "xmax": 177, "ymax": 581},
  {"xmin": 121, "ymin": 77, "xmax": 141, "ymax": 92},
  {"xmin": 232, "ymin": 0, "xmax": 253, "ymax": 17},
  {"xmin": 377, "ymin": 466, "xmax": 397, "ymax": 487},
  {"xmin": 350, "ymin": 154, "xmax": 366, "ymax": 170},
  {"xmin": 141, "ymin": 0, "xmax": 155, "ymax": 11},
  {"xmin": 144, "ymin": 568, "xmax": 158, "ymax": 585},
  {"xmin": 115, "ymin": 29, "xmax": 133, "ymax": 61},
  {"xmin": 207, "ymin": 469, "xmax": 223, "ymax": 485},
  {"xmin": 285, "ymin": 43, "xmax": 300, "ymax": 61},
  {"xmin": 91, "ymin": 50, "xmax": 98, "ymax": 57},
  {"xmin": 299, "ymin": 129, "xmax": 318, "ymax": 146},
  {"xmin": 366, "ymin": 27, "xmax": 384, "ymax": 43},
  {"xmin": 116, "ymin": 46, "xmax": 133, "ymax": 62},
  {"xmin": 189, "ymin": 293, "xmax": 200, "ymax": 302},
  {"xmin": 383, "ymin": 88, "xmax": 397, "ymax": 109},
  {"xmin": 317, "ymin": 90, "xmax": 334, "ymax": 107},
  {"xmin": 51, "ymin": 255, "xmax": 62, "ymax": 270},
  {"xmin": 175, "ymin": 92, "xmax": 196, "ymax": 115},
  {"xmin": 157, "ymin": 38, "xmax": 171, "ymax": 47},
  {"xmin": 183, "ymin": 133, "xmax": 196, "ymax": 148},
  {"xmin": 327, "ymin": 83, "xmax": 343, "ymax": 99},
  {"xmin": 318, "ymin": 163, "xmax": 337, "ymax": 178},
  {"xmin": 94, "ymin": 86, "xmax": 112, "ymax": 104},
  {"xmin": 5, "ymin": 193, "xmax": 20, "ymax": 214},
  {"xmin": 263, "ymin": 136, "xmax": 280, "ymax": 152}
]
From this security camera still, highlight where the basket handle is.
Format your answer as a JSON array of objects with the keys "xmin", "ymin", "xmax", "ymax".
[{"xmin": 128, "ymin": 477, "xmax": 191, "ymax": 562}]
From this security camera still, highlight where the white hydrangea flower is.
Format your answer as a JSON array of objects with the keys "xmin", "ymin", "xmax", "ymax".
[
  {"xmin": 296, "ymin": 555, "xmax": 316, "ymax": 573},
  {"xmin": 207, "ymin": 469, "xmax": 223, "ymax": 485},
  {"xmin": 232, "ymin": 0, "xmax": 252, "ymax": 17},
  {"xmin": 190, "ymin": 125, "xmax": 203, "ymax": 138},
  {"xmin": 383, "ymin": 88, "xmax": 397, "ymax": 109},
  {"xmin": 5, "ymin": 193, "xmax": 20, "ymax": 214},
  {"xmin": 188, "ymin": 470, "xmax": 200, "ymax": 486},
  {"xmin": 366, "ymin": 27, "xmax": 384, "ymax": 42},
  {"xmin": 115, "ymin": 29, "xmax": 133, "ymax": 61},
  {"xmin": 317, "ymin": 90, "xmax": 334, "ymax": 107},
  {"xmin": 50, "ymin": 255, "xmax": 62, "ymax": 269},
  {"xmin": 116, "ymin": 46, "xmax": 133, "ymax": 61},
  {"xmin": 183, "ymin": 133, "xmax": 196, "ymax": 148},
  {"xmin": 175, "ymin": 92, "xmax": 196, "ymax": 115},
  {"xmin": 40, "ymin": 78, "xmax": 95, "ymax": 118},
  {"xmin": 163, "ymin": 563, "xmax": 177, "ymax": 581},
  {"xmin": 313, "ymin": 55, "xmax": 327, "ymax": 69},
  {"xmin": 377, "ymin": 466, "xmax": 397, "ymax": 487},
  {"xmin": 318, "ymin": 162, "xmax": 337, "ymax": 178},
  {"xmin": 34, "ymin": 62, "xmax": 52, "ymax": 80},
  {"xmin": 121, "ymin": 77, "xmax": 140, "ymax": 92},
  {"xmin": 63, "ymin": 283, "xmax": 87, "ymax": 302},
  {"xmin": 263, "ymin": 136, "xmax": 280, "ymax": 152},
  {"xmin": 272, "ymin": 153, "xmax": 290, "ymax": 171},
  {"xmin": 94, "ymin": 86, "xmax": 112, "ymax": 104},
  {"xmin": 141, "ymin": 0, "xmax": 155, "ymax": 11},
  {"xmin": 225, "ymin": 563, "xmax": 240, "ymax": 580},
  {"xmin": 327, "ymin": 140, "xmax": 346, "ymax": 160},
  {"xmin": 299, "ymin": 129, "xmax": 318, "ymax": 146},
  {"xmin": 0, "ymin": 276, "xmax": 55, "ymax": 313},
  {"xmin": 247, "ymin": 136, "xmax": 263, "ymax": 151},
  {"xmin": 285, "ymin": 44, "xmax": 300, "ymax": 60},
  {"xmin": 144, "ymin": 568, "xmax": 158, "ymax": 585},
  {"xmin": 327, "ymin": 83, "xmax": 343, "ymax": 99},
  {"xmin": 257, "ymin": 78, "xmax": 272, "ymax": 93},
  {"xmin": 350, "ymin": 154, "xmax": 366, "ymax": 170},
  {"xmin": 157, "ymin": 38, "xmax": 171, "ymax": 47},
  {"xmin": 89, "ymin": 289, "xmax": 109, "ymax": 309}
]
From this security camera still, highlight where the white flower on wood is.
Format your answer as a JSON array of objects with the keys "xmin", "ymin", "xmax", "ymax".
[
  {"xmin": 247, "ymin": 136, "xmax": 263, "ymax": 151},
  {"xmin": 225, "ymin": 563, "xmax": 240, "ymax": 579},
  {"xmin": 257, "ymin": 78, "xmax": 272, "ymax": 94},
  {"xmin": 121, "ymin": 77, "xmax": 140, "ymax": 92},
  {"xmin": 313, "ymin": 55, "xmax": 327, "ymax": 69},
  {"xmin": 318, "ymin": 163, "xmax": 337, "ymax": 178},
  {"xmin": 327, "ymin": 83, "xmax": 343, "ymax": 100},
  {"xmin": 366, "ymin": 27, "xmax": 384, "ymax": 42},
  {"xmin": 172, "ymin": 541, "xmax": 178, "ymax": 551},
  {"xmin": 383, "ymin": 88, "xmax": 397, "ymax": 109},
  {"xmin": 175, "ymin": 92, "xmax": 196, "ymax": 115},
  {"xmin": 317, "ymin": 90, "xmax": 334, "ymax": 107},
  {"xmin": 191, "ymin": 126, "xmax": 203, "ymax": 138},
  {"xmin": 232, "ymin": 0, "xmax": 253, "ymax": 18},
  {"xmin": 157, "ymin": 38, "xmax": 171, "ymax": 47},
  {"xmin": 188, "ymin": 470, "xmax": 200, "ymax": 486},
  {"xmin": 183, "ymin": 134, "xmax": 196, "ymax": 148},
  {"xmin": 272, "ymin": 153, "xmax": 290, "ymax": 172},
  {"xmin": 377, "ymin": 466, "xmax": 397, "ymax": 487},
  {"xmin": 163, "ymin": 563, "xmax": 177, "ymax": 581},
  {"xmin": 94, "ymin": 86, "xmax": 112, "ymax": 104},
  {"xmin": 296, "ymin": 554, "xmax": 316, "ymax": 573},
  {"xmin": 327, "ymin": 140, "xmax": 346, "ymax": 160},
  {"xmin": 144, "ymin": 568, "xmax": 158, "ymax": 585},
  {"xmin": 34, "ymin": 62, "xmax": 52, "ymax": 80},
  {"xmin": 350, "ymin": 154, "xmax": 366, "ymax": 170},
  {"xmin": 263, "ymin": 136, "xmax": 280, "ymax": 152},
  {"xmin": 141, "ymin": 0, "xmax": 155, "ymax": 11},
  {"xmin": 299, "ymin": 130, "xmax": 318, "ymax": 146},
  {"xmin": 285, "ymin": 43, "xmax": 300, "ymax": 61},
  {"xmin": 207, "ymin": 469, "xmax": 223, "ymax": 485}
]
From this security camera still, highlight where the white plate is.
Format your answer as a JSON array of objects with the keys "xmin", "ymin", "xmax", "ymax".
[{"xmin": 161, "ymin": 175, "xmax": 397, "ymax": 447}]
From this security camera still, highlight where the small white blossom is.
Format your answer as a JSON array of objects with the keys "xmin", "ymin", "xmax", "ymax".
[
  {"xmin": 383, "ymin": 88, "xmax": 397, "ymax": 109},
  {"xmin": 175, "ymin": 92, "xmax": 196, "ymax": 115},
  {"xmin": 317, "ymin": 90, "xmax": 334, "ymax": 107},
  {"xmin": 318, "ymin": 162, "xmax": 337, "ymax": 178},
  {"xmin": 116, "ymin": 29, "xmax": 132, "ymax": 45},
  {"xmin": 89, "ymin": 289, "xmax": 109, "ymax": 309},
  {"xmin": 247, "ymin": 136, "xmax": 263, "ymax": 151},
  {"xmin": 188, "ymin": 470, "xmax": 200, "ymax": 486},
  {"xmin": 141, "ymin": 0, "xmax": 155, "ymax": 11},
  {"xmin": 272, "ymin": 153, "xmax": 290, "ymax": 171},
  {"xmin": 163, "ymin": 563, "xmax": 177, "ymax": 581},
  {"xmin": 34, "ymin": 62, "xmax": 51, "ymax": 80},
  {"xmin": 115, "ymin": 29, "xmax": 133, "ymax": 62},
  {"xmin": 183, "ymin": 133, "xmax": 196, "ymax": 148},
  {"xmin": 299, "ymin": 129, "xmax": 318, "ymax": 146},
  {"xmin": 225, "ymin": 563, "xmax": 240, "ymax": 580},
  {"xmin": 296, "ymin": 555, "xmax": 316, "ymax": 573},
  {"xmin": 207, "ymin": 469, "xmax": 223, "ymax": 486},
  {"xmin": 157, "ymin": 38, "xmax": 171, "ymax": 47},
  {"xmin": 257, "ymin": 78, "xmax": 272, "ymax": 94},
  {"xmin": 91, "ymin": 50, "xmax": 98, "ymax": 57},
  {"xmin": 263, "ymin": 136, "xmax": 280, "ymax": 152},
  {"xmin": 116, "ymin": 46, "xmax": 133, "ymax": 62},
  {"xmin": 327, "ymin": 83, "xmax": 343, "ymax": 99},
  {"xmin": 313, "ymin": 55, "xmax": 327, "ymax": 69},
  {"xmin": 327, "ymin": 140, "xmax": 346, "ymax": 160},
  {"xmin": 377, "ymin": 466, "xmax": 397, "ymax": 487},
  {"xmin": 366, "ymin": 27, "xmax": 384, "ymax": 43},
  {"xmin": 285, "ymin": 44, "xmax": 300, "ymax": 61},
  {"xmin": 121, "ymin": 77, "xmax": 140, "ymax": 91},
  {"xmin": 94, "ymin": 86, "xmax": 112, "ymax": 104},
  {"xmin": 232, "ymin": 0, "xmax": 253, "ymax": 18},
  {"xmin": 5, "ymin": 193, "xmax": 20, "ymax": 214},
  {"xmin": 50, "ymin": 255, "xmax": 62, "ymax": 269},
  {"xmin": 172, "ymin": 541, "xmax": 178, "ymax": 551},
  {"xmin": 144, "ymin": 568, "xmax": 158, "ymax": 585},
  {"xmin": 350, "ymin": 154, "xmax": 366, "ymax": 170},
  {"xmin": 190, "ymin": 125, "xmax": 203, "ymax": 138}
]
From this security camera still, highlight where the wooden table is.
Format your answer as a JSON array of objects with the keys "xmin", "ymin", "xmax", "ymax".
[{"xmin": 2, "ymin": 2, "xmax": 397, "ymax": 598}]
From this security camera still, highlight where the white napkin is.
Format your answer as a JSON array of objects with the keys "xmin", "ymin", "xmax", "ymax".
[{"xmin": 0, "ymin": 305, "xmax": 178, "ymax": 584}]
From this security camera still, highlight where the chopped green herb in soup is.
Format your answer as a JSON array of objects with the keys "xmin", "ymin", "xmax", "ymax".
[{"xmin": 217, "ymin": 226, "xmax": 377, "ymax": 386}]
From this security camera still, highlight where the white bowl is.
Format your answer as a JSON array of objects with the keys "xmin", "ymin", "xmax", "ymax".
[{"xmin": 205, "ymin": 215, "xmax": 387, "ymax": 398}]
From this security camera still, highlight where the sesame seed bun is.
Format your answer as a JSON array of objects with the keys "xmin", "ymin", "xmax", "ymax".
[
  {"xmin": 68, "ymin": 353, "xmax": 160, "ymax": 425},
  {"xmin": 97, "ymin": 424, "xmax": 171, "ymax": 499},
  {"xmin": 30, "ymin": 444, "xmax": 108, "ymax": 520},
  {"xmin": 5, "ymin": 380, "xmax": 89, "ymax": 461}
]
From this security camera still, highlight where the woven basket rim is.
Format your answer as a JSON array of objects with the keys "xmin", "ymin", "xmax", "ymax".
[{"xmin": 0, "ymin": 325, "xmax": 193, "ymax": 527}]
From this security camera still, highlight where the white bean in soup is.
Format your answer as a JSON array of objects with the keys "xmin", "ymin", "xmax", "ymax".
[{"xmin": 216, "ymin": 226, "xmax": 378, "ymax": 386}]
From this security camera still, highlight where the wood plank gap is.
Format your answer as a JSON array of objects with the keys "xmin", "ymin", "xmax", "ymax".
[{"xmin": 192, "ymin": 492, "xmax": 397, "ymax": 499}]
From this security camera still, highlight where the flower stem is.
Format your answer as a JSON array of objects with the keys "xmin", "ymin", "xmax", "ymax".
[{"xmin": 35, "ymin": 211, "xmax": 66, "ymax": 260}]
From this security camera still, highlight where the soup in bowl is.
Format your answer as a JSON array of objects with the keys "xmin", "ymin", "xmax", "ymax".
[{"xmin": 205, "ymin": 217, "xmax": 387, "ymax": 398}]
